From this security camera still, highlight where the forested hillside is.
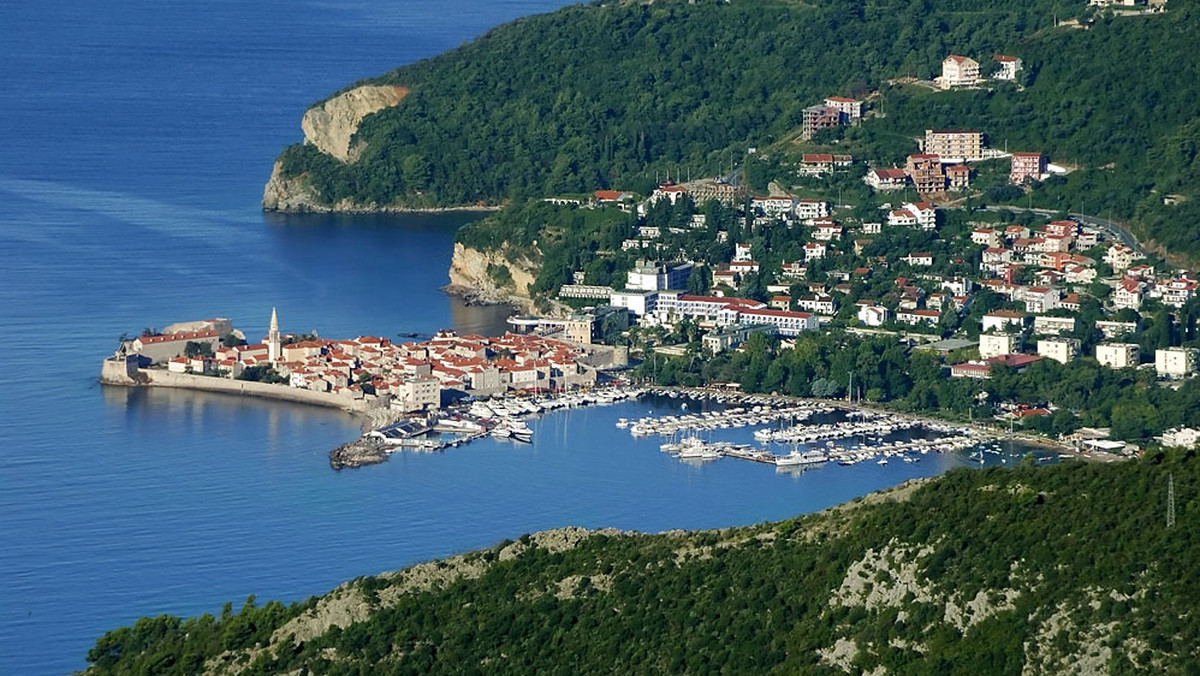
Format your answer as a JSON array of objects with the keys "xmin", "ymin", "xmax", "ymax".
[
  {"xmin": 271, "ymin": 0, "xmax": 1199, "ymax": 254},
  {"xmin": 83, "ymin": 450, "xmax": 1199, "ymax": 675}
]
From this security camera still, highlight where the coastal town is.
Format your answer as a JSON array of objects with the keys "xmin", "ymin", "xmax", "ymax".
[
  {"xmin": 104, "ymin": 48, "xmax": 1200, "ymax": 463},
  {"xmin": 471, "ymin": 50, "xmax": 1200, "ymax": 453},
  {"xmin": 103, "ymin": 309, "xmax": 608, "ymax": 413}
]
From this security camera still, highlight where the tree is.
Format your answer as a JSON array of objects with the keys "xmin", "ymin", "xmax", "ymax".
[{"xmin": 184, "ymin": 341, "xmax": 214, "ymax": 358}]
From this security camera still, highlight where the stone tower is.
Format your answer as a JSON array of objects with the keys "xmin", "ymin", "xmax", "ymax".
[{"xmin": 268, "ymin": 307, "xmax": 281, "ymax": 364}]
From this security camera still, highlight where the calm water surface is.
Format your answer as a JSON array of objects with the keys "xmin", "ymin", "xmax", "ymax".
[{"xmin": 0, "ymin": 1, "xmax": 1040, "ymax": 674}]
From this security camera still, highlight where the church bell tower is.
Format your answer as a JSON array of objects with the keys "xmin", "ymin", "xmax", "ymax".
[{"xmin": 268, "ymin": 307, "xmax": 281, "ymax": 364}]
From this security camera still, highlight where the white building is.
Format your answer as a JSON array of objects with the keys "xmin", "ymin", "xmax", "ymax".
[
  {"xmin": 896, "ymin": 309, "xmax": 941, "ymax": 326},
  {"xmin": 941, "ymin": 55, "xmax": 980, "ymax": 88},
  {"xmin": 751, "ymin": 195, "xmax": 795, "ymax": 216},
  {"xmin": 856, "ymin": 304, "xmax": 889, "ymax": 327},
  {"xmin": 625, "ymin": 261, "xmax": 692, "ymax": 292},
  {"xmin": 1095, "ymin": 343, "xmax": 1140, "ymax": 369},
  {"xmin": 1038, "ymin": 338, "xmax": 1080, "ymax": 364},
  {"xmin": 1161, "ymin": 427, "xmax": 1200, "ymax": 449},
  {"xmin": 1104, "ymin": 244, "xmax": 1138, "ymax": 272},
  {"xmin": 610, "ymin": 290, "xmax": 658, "ymax": 317},
  {"xmin": 1155, "ymin": 347, "xmax": 1199, "ymax": 378},
  {"xmin": 737, "ymin": 309, "xmax": 819, "ymax": 336},
  {"xmin": 992, "ymin": 55, "xmax": 1023, "ymax": 81},
  {"xmin": 981, "ymin": 310, "xmax": 1027, "ymax": 333},
  {"xmin": 794, "ymin": 199, "xmax": 830, "ymax": 221},
  {"xmin": 1033, "ymin": 316, "xmax": 1077, "ymax": 335},
  {"xmin": 979, "ymin": 333, "xmax": 1018, "ymax": 359},
  {"xmin": 824, "ymin": 96, "xmax": 863, "ymax": 121}
]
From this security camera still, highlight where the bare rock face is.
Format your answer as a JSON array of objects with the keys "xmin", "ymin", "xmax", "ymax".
[
  {"xmin": 446, "ymin": 242, "xmax": 539, "ymax": 309},
  {"xmin": 262, "ymin": 160, "xmax": 324, "ymax": 212},
  {"xmin": 300, "ymin": 85, "xmax": 408, "ymax": 163}
]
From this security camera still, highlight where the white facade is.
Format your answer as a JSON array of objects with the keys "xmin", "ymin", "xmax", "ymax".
[
  {"xmin": 1095, "ymin": 343, "xmax": 1139, "ymax": 369},
  {"xmin": 979, "ymin": 333, "xmax": 1018, "ymax": 359},
  {"xmin": 1156, "ymin": 347, "xmax": 1198, "ymax": 378},
  {"xmin": 610, "ymin": 290, "xmax": 657, "ymax": 316},
  {"xmin": 794, "ymin": 199, "xmax": 830, "ymax": 221},
  {"xmin": 1033, "ymin": 316, "xmax": 1077, "ymax": 335},
  {"xmin": 856, "ymin": 304, "xmax": 889, "ymax": 327},
  {"xmin": 941, "ymin": 55, "xmax": 980, "ymax": 88},
  {"xmin": 1038, "ymin": 338, "xmax": 1080, "ymax": 364},
  {"xmin": 738, "ymin": 309, "xmax": 819, "ymax": 336},
  {"xmin": 1162, "ymin": 427, "xmax": 1200, "ymax": 449},
  {"xmin": 981, "ymin": 311, "xmax": 1027, "ymax": 333}
]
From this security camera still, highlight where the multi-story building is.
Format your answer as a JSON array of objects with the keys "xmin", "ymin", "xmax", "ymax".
[
  {"xmin": 738, "ymin": 308, "xmax": 820, "ymax": 336},
  {"xmin": 688, "ymin": 180, "xmax": 744, "ymax": 206},
  {"xmin": 992, "ymin": 55, "xmax": 1023, "ymax": 81},
  {"xmin": 856, "ymin": 303, "xmax": 889, "ymax": 327},
  {"xmin": 946, "ymin": 164, "xmax": 971, "ymax": 190},
  {"xmin": 703, "ymin": 323, "xmax": 777, "ymax": 354},
  {"xmin": 905, "ymin": 154, "xmax": 945, "ymax": 193},
  {"xmin": 1009, "ymin": 152, "xmax": 1046, "ymax": 185},
  {"xmin": 1159, "ymin": 278, "xmax": 1198, "ymax": 307},
  {"xmin": 1022, "ymin": 286, "xmax": 1062, "ymax": 314},
  {"xmin": 982, "ymin": 309, "xmax": 1028, "ymax": 333},
  {"xmin": 1038, "ymin": 337, "xmax": 1080, "ymax": 364},
  {"xmin": 972, "ymin": 228, "xmax": 1002, "ymax": 247},
  {"xmin": 1096, "ymin": 343, "xmax": 1140, "ymax": 369},
  {"xmin": 750, "ymin": 195, "xmax": 795, "ymax": 216},
  {"xmin": 1156, "ymin": 347, "xmax": 1199, "ymax": 378},
  {"xmin": 823, "ymin": 96, "xmax": 863, "ymax": 121},
  {"xmin": 887, "ymin": 202, "xmax": 937, "ymax": 230},
  {"xmin": 1033, "ymin": 316, "xmax": 1077, "ymax": 335},
  {"xmin": 794, "ymin": 199, "xmax": 830, "ymax": 221},
  {"xmin": 864, "ymin": 168, "xmax": 908, "ymax": 192},
  {"xmin": 1096, "ymin": 320, "xmax": 1139, "ymax": 339},
  {"xmin": 803, "ymin": 242, "xmax": 827, "ymax": 260},
  {"xmin": 1104, "ymin": 244, "xmax": 1138, "ymax": 272},
  {"xmin": 979, "ymin": 333, "xmax": 1018, "ymax": 359},
  {"xmin": 896, "ymin": 309, "xmax": 941, "ymax": 326},
  {"xmin": 801, "ymin": 105, "xmax": 842, "ymax": 139},
  {"xmin": 941, "ymin": 55, "xmax": 980, "ymax": 88},
  {"xmin": 924, "ymin": 129, "xmax": 984, "ymax": 161},
  {"xmin": 1113, "ymin": 278, "xmax": 1144, "ymax": 311},
  {"xmin": 625, "ymin": 261, "xmax": 693, "ymax": 292},
  {"xmin": 610, "ymin": 290, "xmax": 658, "ymax": 316}
]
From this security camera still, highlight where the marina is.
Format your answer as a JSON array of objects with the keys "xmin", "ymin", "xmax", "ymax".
[
  {"xmin": 353, "ymin": 383, "xmax": 1024, "ymax": 473},
  {"xmin": 618, "ymin": 388, "xmax": 991, "ymax": 470}
]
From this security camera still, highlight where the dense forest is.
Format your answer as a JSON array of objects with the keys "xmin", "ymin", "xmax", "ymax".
[
  {"xmin": 83, "ymin": 449, "xmax": 1199, "ymax": 675},
  {"xmin": 272, "ymin": 0, "xmax": 1199, "ymax": 255}
]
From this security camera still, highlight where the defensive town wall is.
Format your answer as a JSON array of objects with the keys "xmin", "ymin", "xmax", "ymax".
[{"xmin": 100, "ymin": 357, "xmax": 376, "ymax": 413}]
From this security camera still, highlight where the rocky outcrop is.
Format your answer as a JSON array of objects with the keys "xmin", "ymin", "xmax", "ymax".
[
  {"xmin": 329, "ymin": 438, "xmax": 388, "ymax": 470},
  {"xmin": 445, "ymin": 242, "xmax": 539, "ymax": 311},
  {"xmin": 301, "ymin": 85, "xmax": 408, "ymax": 163},
  {"xmin": 262, "ymin": 160, "xmax": 327, "ymax": 212}
]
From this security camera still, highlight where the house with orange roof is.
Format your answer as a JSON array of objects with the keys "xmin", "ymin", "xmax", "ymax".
[{"xmin": 941, "ymin": 55, "xmax": 980, "ymax": 88}]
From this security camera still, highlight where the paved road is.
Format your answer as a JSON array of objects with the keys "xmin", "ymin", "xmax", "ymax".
[{"xmin": 980, "ymin": 205, "xmax": 1151, "ymax": 259}]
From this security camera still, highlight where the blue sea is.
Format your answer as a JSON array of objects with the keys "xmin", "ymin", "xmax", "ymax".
[{"xmin": 0, "ymin": 2, "xmax": 1038, "ymax": 673}]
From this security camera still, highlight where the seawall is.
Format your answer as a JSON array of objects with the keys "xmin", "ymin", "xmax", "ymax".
[{"xmin": 101, "ymin": 363, "xmax": 373, "ymax": 414}]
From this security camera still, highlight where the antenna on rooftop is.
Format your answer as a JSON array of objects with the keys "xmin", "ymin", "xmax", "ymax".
[{"xmin": 1167, "ymin": 472, "xmax": 1176, "ymax": 529}]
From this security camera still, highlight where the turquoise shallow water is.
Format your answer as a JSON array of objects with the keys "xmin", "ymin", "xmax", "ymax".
[{"xmin": 0, "ymin": 1, "xmax": 1045, "ymax": 673}]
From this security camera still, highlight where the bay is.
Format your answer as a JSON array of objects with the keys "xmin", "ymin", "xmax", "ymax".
[{"xmin": 0, "ymin": 1, "xmax": 1036, "ymax": 674}]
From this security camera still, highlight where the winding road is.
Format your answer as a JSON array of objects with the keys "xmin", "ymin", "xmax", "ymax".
[{"xmin": 980, "ymin": 205, "xmax": 1152, "ymax": 259}]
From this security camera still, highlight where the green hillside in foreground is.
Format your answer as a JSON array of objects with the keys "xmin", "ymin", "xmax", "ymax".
[
  {"xmin": 272, "ymin": 0, "xmax": 1200, "ymax": 256},
  {"xmin": 84, "ymin": 450, "xmax": 1199, "ymax": 675}
]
